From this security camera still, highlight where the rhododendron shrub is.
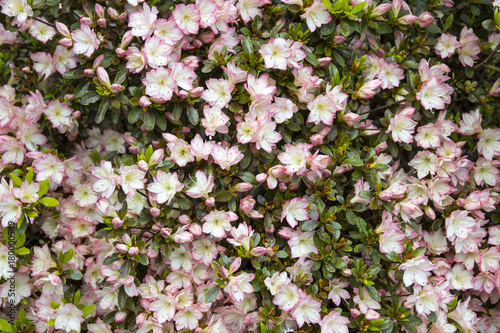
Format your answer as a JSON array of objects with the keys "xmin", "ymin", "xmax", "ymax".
[{"xmin": 0, "ymin": 0, "xmax": 500, "ymax": 332}]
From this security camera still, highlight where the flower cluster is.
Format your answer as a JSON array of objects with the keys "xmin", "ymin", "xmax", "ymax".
[{"xmin": 0, "ymin": 0, "xmax": 499, "ymax": 332}]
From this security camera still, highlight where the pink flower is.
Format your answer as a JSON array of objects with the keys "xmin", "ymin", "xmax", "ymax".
[
  {"xmin": 320, "ymin": 311, "xmax": 349, "ymax": 333},
  {"xmin": 29, "ymin": 17, "xmax": 56, "ymax": 43},
  {"xmin": 300, "ymin": 0, "xmax": 332, "ymax": 32},
  {"xmin": 200, "ymin": 105, "xmax": 230, "ymax": 137},
  {"xmin": 458, "ymin": 27, "xmax": 480, "ymax": 67},
  {"xmin": 278, "ymin": 143, "xmax": 312, "ymax": 175},
  {"xmin": 53, "ymin": 45, "xmax": 77, "ymax": 75},
  {"xmin": 225, "ymin": 272, "xmax": 255, "ymax": 303},
  {"xmin": 172, "ymin": 4, "xmax": 200, "ymax": 35},
  {"xmin": 185, "ymin": 170, "xmax": 214, "ymax": 199},
  {"xmin": 30, "ymin": 52, "xmax": 55, "ymax": 80},
  {"xmin": 202, "ymin": 210, "xmax": 236, "ymax": 238},
  {"xmin": 281, "ymin": 197, "xmax": 309, "ymax": 228},
  {"xmin": 399, "ymin": 255, "xmax": 434, "ymax": 286},
  {"xmin": 71, "ymin": 24, "xmax": 99, "ymax": 57},
  {"xmin": 291, "ymin": 295, "xmax": 321, "ymax": 327},
  {"xmin": 416, "ymin": 77, "xmax": 453, "ymax": 110},
  {"xmin": 117, "ymin": 165, "xmax": 147, "ymax": 197},
  {"xmin": 0, "ymin": 0, "xmax": 33, "ymax": 26},
  {"xmin": 307, "ymin": 94, "xmax": 337, "ymax": 125},
  {"xmin": 408, "ymin": 151, "xmax": 439, "ymax": 179},
  {"xmin": 288, "ymin": 230, "xmax": 318, "ymax": 258},
  {"xmin": 355, "ymin": 79, "xmax": 382, "ymax": 99},
  {"xmin": 143, "ymin": 35, "xmax": 172, "ymax": 69},
  {"xmin": 143, "ymin": 67, "xmax": 177, "ymax": 103},
  {"xmin": 236, "ymin": 0, "xmax": 270, "ymax": 23},
  {"xmin": 477, "ymin": 128, "xmax": 500, "ymax": 161},
  {"xmin": 435, "ymin": 33, "xmax": 461, "ymax": 59},
  {"xmin": 445, "ymin": 210, "xmax": 476, "ymax": 241},
  {"xmin": 245, "ymin": 73, "xmax": 277, "ymax": 101},
  {"xmin": 128, "ymin": 3, "xmax": 158, "ymax": 39},
  {"xmin": 377, "ymin": 62, "xmax": 404, "ymax": 89},
  {"xmin": 259, "ymin": 37, "xmax": 292, "ymax": 70},
  {"xmin": 201, "ymin": 79, "xmax": 235, "ymax": 108},
  {"xmin": 211, "ymin": 144, "xmax": 244, "ymax": 170},
  {"xmin": 147, "ymin": 171, "xmax": 184, "ymax": 204}
]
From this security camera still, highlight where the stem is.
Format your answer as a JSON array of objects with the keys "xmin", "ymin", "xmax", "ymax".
[
  {"xmin": 33, "ymin": 17, "xmax": 56, "ymax": 28},
  {"xmin": 484, "ymin": 64, "xmax": 500, "ymax": 72},
  {"xmin": 475, "ymin": 44, "xmax": 500, "ymax": 69},
  {"xmin": 362, "ymin": 101, "xmax": 400, "ymax": 114}
]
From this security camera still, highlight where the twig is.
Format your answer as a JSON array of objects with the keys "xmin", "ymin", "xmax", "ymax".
[
  {"xmin": 475, "ymin": 43, "xmax": 500, "ymax": 69},
  {"xmin": 33, "ymin": 17, "xmax": 56, "ymax": 28},
  {"xmin": 484, "ymin": 64, "xmax": 500, "ymax": 72},
  {"xmin": 361, "ymin": 101, "xmax": 400, "ymax": 114}
]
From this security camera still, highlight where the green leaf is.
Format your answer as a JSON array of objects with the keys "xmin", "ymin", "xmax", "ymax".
[
  {"xmin": 74, "ymin": 290, "xmax": 81, "ymax": 305},
  {"xmin": 62, "ymin": 248, "xmax": 74, "ymax": 264},
  {"xmin": 443, "ymin": 14, "xmax": 453, "ymax": 31},
  {"xmin": 50, "ymin": 302, "xmax": 60, "ymax": 310},
  {"xmin": 82, "ymin": 304, "xmax": 95, "ymax": 317},
  {"xmin": 144, "ymin": 110, "xmax": 155, "ymax": 131},
  {"xmin": 38, "ymin": 178, "xmax": 50, "ymax": 196},
  {"xmin": 301, "ymin": 220, "xmax": 319, "ymax": 232},
  {"xmin": 153, "ymin": 109, "xmax": 167, "ymax": 131},
  {"xmin": 118, "ymin": 286, "xmax": 127, "ymax": 309},
  {"xmin": 80, "ymin": 91, "xmax": 101, "ymax": 105},
  {"xmin": 216, "ymin": 190, "xmax": 233, "ymax": 202},
  {"xmin": 242, "ymin": 37, "xmax": 253, "ymax": 55},
  {"xmin": 74, "ymin": 81, "xmax": 90, "ymax": 99},
  {"xmin": 426, "ymin": 25, "xmax": 441, "ymax": 34},
  {"xmin": 176, "ymin": 195, "xmax": 190, "ymax": 210},
  {"xmin": 138, "ymin": 253, "xmax": 149, "ymax": 265},
  {"xmin": 92, "ymin": 149, "xmax": 101, "ymax": 163},
  {"xmin": 25, "ymin": 168, "xmax": 34, "ymax": 184},
  {"xmin": 96, "ymin": 98, "xmax": 111, "ymax": 124},
  {"xmin": 0, "ymin": 319, "xmax": 14, "ymax": 333},
  {"xmin": 304, "ymin": 48, "xmax": 318, "ymax": 66},
  {"xmin": 119, "ymin": 259, "xmax": 132, "ymax": 277},
  {"xmin": 322, "ymin": 0, "xmax": 333, "ymax": 11},
  {"xmin": 17, "ymin": 247, "xmax": 29, "ymax": 255},
  {"xmin": 203, "ymin": 286, "xmax": 220, "ymax": 303},
  {"xmin": 237, "ymin": 172, "xmax": 256, "ymax": 183},
  {"xmin": 350, "ymin": 1, "xmax": 365, "ymax": 14},
  {"xmin": 39, "ymin": 197, "xmax": 59, "ymax": 207},
  {"xmin": 128, "ymin": 106, "xmax": 143, "ymax": 124},
  {"xmin": 62, "ymin": 70, "xmax": 84, "ymax": 80},
  {"xmin": 65, "ymin": 269, "xmax": 83, "ymax": 280},
  {"xmin": 47, "ymin": 319, "xmax": 55, "ymax": 326},
  {"xmin": 275, "ymin": 250, "xmax": 288, "ymax": 258},
  {"xmin": 187, "ymin": 106, "xmax": 199, "ymax": 125},
  {"xmin": 103, "ymin": 253, "xmax": 121, "ymax": 265},
  {"xmin": 114, "ymin": 71, "xmax": 127, "ymax": 85},
  {"xmin": 9, "ymin": 173, "xmax": 22, "ymax": 187}
]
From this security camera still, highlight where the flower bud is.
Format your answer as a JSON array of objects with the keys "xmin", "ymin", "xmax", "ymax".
[
  {"xmin": 59, "ymin": 38, "xmax": 73, "ymax": 47},
  {"xmin": 119, "ymin": 31, "xmax": 134, "ymax": 50},
  {"xmin": 141, "ymin": 124, "xmax": 148, "ymax": 133},
  {"xmin": 233, "ymin": 182, "xmax": 253, "ymax": 192},
  {"xmin": 96, "ymin": 66, "xmax": 111, "ymax": 89},
  {"xmin": 129, "ymin": 146, "xmax": 138, "ymax": 154},
  {"xmin": 178, "ymin": 214, "xmax": 191, "ymax": 224},
  {"xmin": 205, "ymin": 197, "xmax": 215, "ymax": 207},
  {"xmin": 115, "ymin": 48, "xmax": 127, "ymax": 57},
  {"xmin": 148, "ymin": 149, "xmax": 164, "ymax": 166},
  {"xmin": 128, "ymin": 247, "xmax": 139, "ymax": 256},
  {"xmin": 110, "ymin": 84, "xmax": 123, "ymax": 94},
  {"xmin": 73, "ymin": 111, "xmax": 81, "ymax": 119},
  {"xmin": 137, "ymin": 160, "xmax": 149, "ymax": 172},
  {"xmin": 92, "ymin": 54, "xmax": 104, "ymax": 71},
  {"xmin": 277, "ymin": 227, "xmax": 294, "ymax": 239},
  {"xmin": 56, "ymin": 22, "xmax": 71, "ymax": 38},
  {"xmin": 278, "ymin": 183, "xmax": 287, "ymax": 192},
  {"xmin": 355, "ymin": 80, "xmax": 382, "ymax": 99},
  {"xmin": 424, "ymin": 206, "xmax": 436, "ymax": 220},
  {"xmin": 83, "ymin": 68, "xmax": 94, "ymax": 77},
  {"xmin": 107, "ymin": 7, "xmax": 119, "ymax": 20},
  {"xmin": 265, "ymin": 224, "xmax": 275, "ymax": 234},
  {"xmin": 256, "ymin": 173, "xmax": 267, "ymax": 183},
  {"xmin": 173, "ymin": 231, "xmax": 193, "ymax": 244},
  {"xmin": 193, "ymin": 39, "xmax": 202, "ymax": 48},
  {"xmin": 399, "ymin": 15, "xmax": 418, "ymax": 25},
  {"xmin": 370, "ymin": 3, "xmax": 391, "ymax": 17},
  {"xmin": 350, "ymin": 308, "xmax": 361, "ymax": 319},
  {"xmin": 160, "ymin": 227, "xmax": 172, "ymax": 237},
  {"xmin": 150, "ymin": 207, "xmax": 161, "ymax": 217},
  {"xmin": 118, "ymin": 12, "xmax": 127, "ymax": 23},
  {"xmin": 80, "ymin": 17, "xmax": 93, "ymax": 26},
  {"xmin": 115, "ymin": 244, "xmax": 129, "ymax": 253},
  {"xmin": 181, "ymin": 55, "xmax": 200, "ymax": 69},
  {"xmin": 374, "ymin": 141, "xmax": 388, "ymax": 153},
  {"xmin": 95, "ymin": 4, "xmax": 105, "ymax": 18},
  {"xmin": 199, "ymin": 31, "xmax": 215, "ymax": 43},
  {"xmin": 181, "ymin": 126, "xmax": 191, "ymax": 134},
  {"xmin": 112, "ymin": 218, "xmax": 124, "ymax": 228},
  {"xmin": 250, "ymin": 247, "xmax": 268, "ymax": 256},
  {"xmin": 417, "ymin": 12, "xmax": 434, "ymax": 28},
  {"xmin": 136, "ymin": 313, "xmax": 147, "ymax": 325},
  {"xmin": 115, "ymin": 311, "xmax": 127, "ymax": 322},
  {"xmin": 123, "ymin": 133, "xmax": 137, "ymax": 145},
  {"xmin": 189, "ymin": 87, "xmax": 204, "ymax": 98},
  {"xmin": 139, "ymin": 96, "xmax": 152, "ymax": 108},
  {"xmin": 310, "ymin": 134, "xmax": 324, "ymax": 146},
  {"xmin": 240, "ymin": 195, "xmax": 256, "ymax": 214},
  {"xmin": 317, "ymin": 57, "xmax": 331, "ymax": 66},
  {"xmin": 334, "ymin": 35, "xmax": 346, "ymax": 44},
  {"xmin": 189, "ymin": 223, "xmax": 202, "ymax": 236}
]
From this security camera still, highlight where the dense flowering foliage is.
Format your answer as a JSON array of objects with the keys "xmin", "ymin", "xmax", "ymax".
[{"xmin": 0, "ymin": 0, "xmax": 500, "ymax": 332}]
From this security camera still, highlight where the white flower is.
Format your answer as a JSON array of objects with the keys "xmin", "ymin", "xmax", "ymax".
[
  {"xmin": 0, "ymin": 0, "xmax": 33, "ymax": 26},
  {"xmin": 264, "ymin": 272, "xmax": 291, "ymax": 295},
  {"xmin": 273, "ymin": 283, "xmax": 302, "ymax": 311},
  {"xmin": 201, "ymin": 79, "xmax": 235, "ymax": 108},
  {"xmin": 185, "ymin": 170, "xmax": 214, "ymax": 199},
  {"xmin": 320, "ymin": 311, "xmax": 349, "ymax": 333},
  {"xmin": 174, "ymin": 305, "xmax": 203, "ymax": 331},
  {"xmin": 202, "ymin": 210, "xmax": 232, "ymax": 238},
  {"xmin": 170, "ymin": 244, "xmax": 193, "ymax": 271},
  {"xmin": 128, "ymin": 3, "xmax": 158, "ymax": 39},
  {"xmin": 300, "ymin": 0, "xmax": 331, "ymax": 32},
  {"xmin": 54, "ymin": 303, "xmax": 84, "ymax": 332},
  {"xmin": 399, "ymin": 255, "xmax": 434, "ymax": 287},
  {"xmin": 281, "ymin": 197, "xmax": 309, "ymax": 228},
  {"xmin": 150, "ymin": 294, "xmax": 176, "ymax": 323},
  {"xmin": 288, "ymin": 230, "xmax": 318, "ymax": 258},
  {"xmin": 445, "ymin": 210, "xmax": 476, "ymax": 241},
  {"xmin": 447, "ymin": 264, "xmax": 473, "ymax": 290},
  {"xmin": 73, "ymin": 183, "xmax": 98, "ymax": 207},
  {"xmin": 147, "ymin": 171, "xmax": 183, "ymax": 204},
  {"xmin": 477, "ymin": 128, "xmax": 500, "ymax": 161},
  {"xmin": 408, "ymin": 151, "xmax": 439, "ymax": 179},
  {"xmin": 71, "ymin": 24, "xmax": 99, "ymax": 57},
  {"xmin": 259, "ymin": 37, "xmax": 292, "ymax": 70},
  {"xmin": 291, "ymin": 296, "xmax": 322, "ymax": 328}
]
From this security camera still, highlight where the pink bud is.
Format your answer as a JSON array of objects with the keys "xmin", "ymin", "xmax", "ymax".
[
  {"xmin": 193, "ymin": 39, "xmax": 202, "ymax": 48},
  {"xmin": 95, "ymin": 4, "xmax": 105, "ymax": 18},
  {"xmin": 128, "ymin": 247, "xmax": 139, "ymax": 256},
  {"xmin": 256, "ymin": 173, "xmax": 267, "ymax": 183},
  {"xmin": 123, "ymin": 133, "xmax": 137, "ymax": 145},
  {"xmin": 265, "ymin": 224, "xmax": 275, "ymax": 234},
  {"xmin": 141, "ymin": 124, "xmax": 148, "ymax": 133},
  {"xmin": 150, "ymin": 207, "xmax": 161, "ymax": 217},
  {"xmin": 178, "ymin": 90, "xmax": 189, "ymax": 99},
  {"xmin": 80, "ymin": 17, "xmax": 93, "ymax": 26},
  {"xmin": 152, "ymin": 141, "xmax": 160, "ymax": 148},
  {"xmin": 160, "ymin": 227, "xmax": 172, "ymax": 237},
  {"xmin": 350, "ymin": 308, "xmax": 361, "ymax": 319},
  {"xmin": 189, "ymin": 223, "xmax": 202, "ymax": 236},
  {"xmin": 199, "ymin": 32, "xmax": 215, "ymax": 43},
  {"xmin": 116, "ymin": 48, "xmax": 127, "ymax": 57},
  {"xmin": 277, "ymin": 227, "xmax": 294, "ymax": 239},
  {"xmin": 424, "ymin": 206, "xmax": 436, "ymax": 220},
  {"xmin": 229, "ymin": 257, "xmax": 241, "ymax": 274},
  {"xmin": 118, "ymin": 12, "xmax": 127, "ymax": 22},
  {"xmin": 356, "ymin": 80, "xmax": 383, "ymax": 99},
  {"xmin": 56, "ymin": 22, "xmax": 71, "ymax": 38},
  {"xmin": 342, "ymin": 112, "xmax": 360, "ymax": 126},
  {"xmin": 181, "ymin": 55, "xmax": 200, "ymax": 69},
  {"xmin": 115, "ymin": 244, "xmax": 129, "ymax": 253},
  {"xmin": 112, "ymin": 218, "xmax": 124, "ymax": 228},
  {"xmin": 139, "ymin": 96, "xmax": 152, "ymax": 108},
  {"xmin": 250, "ymin": 247, "xmax": 268, "ymax": 256},
  {"xmin": 189, "ymin": 87, "xmax": 204, "ymax": 98},
  {"xmin": 73, "ymin": 111, "xmax": 81, "ymax": 119},
  {"xmin": 490, "ymin": 86, "xmax": 500, "ymax": 97},
  {"xmin": 137, "ymin": 160, "xmax": 149, "ymax": 172},
  {"xmin": 107, "ymin": 7, "xmax": 119, "ymax": 20},
  {"xmin": 205, "ymin": 197, "xmax": 215, "ymax": 207},
  {"xmin": 341, "ymin": 268, "xmax": 352, "ymax": 276},
  {"xmin": 129, "ymin": 146, "xmax": 139, "ymax": 154},
  {"xmin": 310, "ymin": 134, "xmax": 324, "ymax": 146},
  {"xmin": 110, "ymin": 84, "xmax": 123, "ymax": 94},
  {"xmin": 181, "ymin": 127, "xmax": 191, "ymax": 134},
  {"xmin": 317, "ymin": 57, "xmax": 331, "ymax": 66},
  {"xmin": 96, "ymin": 66, "xmax": 110, "ymax": 87},
  {"xmin": 399, "ymin": 15, "xmax": 418, "ymax": 25},
  {"xmin": 115, "ymin": 311, "xmax": 127, "ymax": 322},
  {"xmin": 371, "ymin": 3, "xmax": 391, "ymax": 17},
  {"xmin": 120, "ymin": 31, "xmax": 134, "ymax": 50},
  {"xmin": 374, "ymin": 142, "xmax": 388, "ymax": 153},
  {"xmin": 173, "ymin": 231, "xmax": 193, "ymax": 244},
  {"xmin": 136, "ymin": 313, "xmax": 147, "ymax": 325},
  {"xmin": 278, "ymin": 183, "xmax": 287, "ymax": 192},
  {"xmin": 334, "ymin": 36, "xmax": 346, "ymax": 44},
  {"xmin": 93, "ymin": 54, "xmax": 104, "ymax": 70},
  {"xmin": 59, "ymin": 38, "xmax": 73, "ymax": 47},
  {"xmin": 178, "ymin": 214, "xmax": 191, "ymax": 224},
  {"xmin": 234, "ymin": 182, "xmax": 253, "ymax": 192},
  {"xmin": 240, "ymin": 195, "xmax": 256, "ymax": 214},
  {"xmin": 64, "ymin": 94, "xmax": 74, "ymax": 102},
  {"xmin": 417, "ymin": 12, "xmax": 434, "ymax": 28},
  {"xmin": 83, "ymin": 68, "xmax": 94, "ymax": 77},
  {"xmin": 149, "ymin": 149, "xmax": 164, "ymax": 166}
]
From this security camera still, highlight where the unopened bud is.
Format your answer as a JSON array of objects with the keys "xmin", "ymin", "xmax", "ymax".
[
  {"xmin": 110, "ymin": 84, "xmax": 123, "ymax": 94},
  {"xmin": 205, "ymin": 197, "xmax": 215, "ymax": 207},
  {"xmin": 112, "ymin": 218, "xmax": 124, "ymax": 228},
  {"xmin": 115, "ymin": 244, "xmax": 129, "ymax": 253},
  {"xmin": 59, "ymin": 38, "xmax": 73, "ymax": 47},
  {"xmin": 256, "ymin": 173, "xmax": 267, "ymax": 183},
  {"xmin": 80, "ymin": 17, "xmax": 93, "ymax": 26},
  {"xmin": 189, "ymin": 223, "xmax": 202, "ymax": 236},
  {"xmin": 115, "ymin": 311, "xmax": 127, "ymax": 322},
  {"xmin": 56, "ymin": 22, "xmax": 71, "ymax": 38},
  {"xmin": 139, "ymin": 96, "xmax": 152, "ymax": 107},
  {"xmin": 150, "ymin": 207, "xmax": 161, "ymax": 217},
  {"xmin": 107, "ymin": 7, "xmax": 119, "ymax": 20},
  {"xmin": 84, "ymin": 68, "xmax": 94, "ymax": 76},
  {"xmin": 128, "ymin": 247, "xmax": 139, "ymax": 256},
  {"xmin": 310, "ymin": 134, "xmax": 323, "ymax": 146},
  {"xmin": 233, "ymin": 182, "xmax": 253, "ymax": 192},
  {"xmin": 95, "ymin": 4, "xmax": 105, "ymax": 18},
  {"xmin": 97, "ymin": 18, "xmax": 107, "ymax": 28},
  {"xmin": 317, "ymin": 57, "xmax": 331, "ymax": 66},
  {"xmin": 178, "ymin": 215, "xmax": 191, "ymax": 224}
]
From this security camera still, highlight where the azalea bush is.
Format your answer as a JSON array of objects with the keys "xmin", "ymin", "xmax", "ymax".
[{"xmin": 0, "ymin": 0, "xmax": 500, "ymax": 332}]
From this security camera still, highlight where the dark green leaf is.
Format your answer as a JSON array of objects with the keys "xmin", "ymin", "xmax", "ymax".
[
  {"xmin": 204, "ymin": 286, "xmax": 220, "ymax": 303},
  {"xmin": 187, "ymin": 106, "xmax": 199, "ymax": 125}
]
